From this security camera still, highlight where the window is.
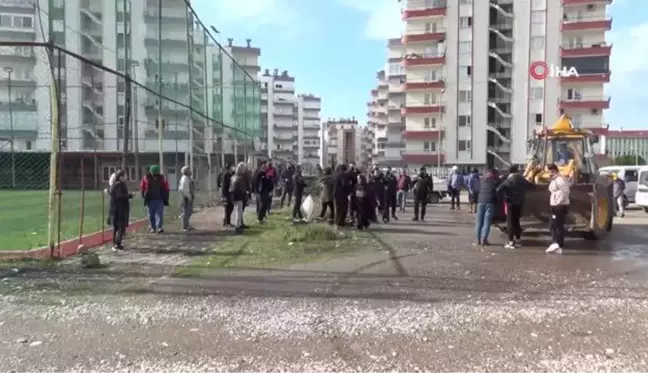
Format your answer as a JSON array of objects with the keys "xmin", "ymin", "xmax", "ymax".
[
  {"xmin": 389, "ymin": 62, "xmax": 404, "ymax": 76},
  {"xmin": 460, "ymin": 0, "xmax": 472, "ymax": 3},
  {"xmin": 424, "ymin": 93, "xmax": 435, "ymax": 105},
  {"xmin": 25, "ymin": 141, "xmax": 32, "ymax": 150},
  {"xmin": 625, "ymin": 170, "xmax": 638, "ymax": 182},
  {"xmin": 531, "ymin": 11, "xmax": 545, "ymax": 24},
  {"xmin": 459, "ymin": 140, "xmax": 471, "ymax": 151},
  {"xmin": 424, "ymin": 69, "xmax": 437, "ymax": 82},
  {"xmin": 459, "ymin": 90, "xmax": 472, "ymax": 102},
  {"xmin": 531, "ymin": 36, "xmax": 545, "ymax": 49},
  {"xmin": 118, "ymin": 116, "xmax": 125, "ymax": 127},
  {"xmin": 565, "ymin": 35, "xmax": 583, "ymax": 48},
  {"xmin": 530, "ymin": 87, "xmax": 544, "ymax": 100},
  {"xmin": 571, "ymin": 114, "xmax": 582, "ymax": 128},
  {"xmin": 424, "ymin": 117, "xmax": 436, "ymax": 129},
  {"xmin": 459, "ymin": 41, "xmax": 472, "ymax": 54},
  {"xmin": 53, "ymin": 20, "xmax": 64, "ymax": 32},
  {"xmin": 274, "ymin": 84, "xmax": 283, "ymax": 89},
  {"xmin": 534, "ymin": 113, "xmax": 543, "ymax": 124},
  {"xmin": 0, "ymin": 15, "xmax": 11, "ymax": 27},
  {"xmin": 458, "ymin": 115, "xmax": 471, "ymax": 127},
  {"xmin": 423, "ymin": 141, "xmax": 436, "ymax": 152},
  {"xmin": 459, "ymin": 17, "xmax": 472, "ymax": 28},
  {"xmin": 424, "ymin": 23, "xmax": 437, "ymax": 33},
  {"xmin": 102, "ymin": 166, "xmax": 117, "ymax": 182},
  {"xmin": 459, "ymin": 65, "xmax": 472, "ymax": 78},
  {"xmin": 423, "ymin": 47, "xmax": 437, "ymax": 57}
]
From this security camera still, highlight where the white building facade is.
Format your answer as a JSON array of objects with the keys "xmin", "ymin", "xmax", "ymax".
[
  {"xmin": 400, "ymin": 0, "xmax": 611, "ymax": 169},
  {"xmin": 296, "ymin": 94, "xmax": 321, "ymax": 171}
]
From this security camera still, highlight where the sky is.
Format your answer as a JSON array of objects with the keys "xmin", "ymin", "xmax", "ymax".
[{"xmin": 193, "ymin": 0, "xmax": 647, "ymax": 130}]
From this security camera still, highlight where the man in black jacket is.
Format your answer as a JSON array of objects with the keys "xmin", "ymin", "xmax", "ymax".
[
  {"xmin": 371, "ymin": 168, "xmax": 385, "ymax": 221},
  {"xmin": 253, "ymin": 161, "xmax": 272, "ymax": 223},
  {"xmin": 333, "ymin": 164, "xmax": 350, "ymax": 227},
  {"xmin": 474, "ymin": 168, "xmax": 501, "ymax": 246},
  {"xmin": 280, "ymin": 165, "xmax": 294, "ymax": 208},
  {"xmin": 496, "ymin": 164, "xmax": 531, "ymax": 249},
  {"xmin": 221, "ymin": 164, "xmax": 234, "ymax": 226},
  {"xmin": 383, "ymin": 167, "xmax": 398, "ymax": 221},
  {"xmin": 347, "ymin": 162, "xmax": 360, "ymax": 223},
  {"xmin": 292, "ymin": 166, "xmax": 306, "ymax": 221},
  {"xmin": 412, "ymin": 167, "xmax": 433, "ymax": 222}
]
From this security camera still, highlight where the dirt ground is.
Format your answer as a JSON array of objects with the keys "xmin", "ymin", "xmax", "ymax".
[{"xmin": 2, "ymin": 202, "xmax": 648, "ymax": 372}]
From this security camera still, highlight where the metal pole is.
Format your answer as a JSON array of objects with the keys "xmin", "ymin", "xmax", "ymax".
[
  {"xmin": 437, "ymin": 89, "xmax": 444, "ymax": 174},
  {"xmin": 132, "ymin": 62, "xmax": 140, "ymax": 179},
  {"xmin": 185, "ymin": 6, "xmax": 194, "ymax": 172},
  {"xmin": 4, "ymin": 67, "xmax": 15, "ymax": 188},
  {"xmin": 157, "ymin": 0, "xmax": 164, "ymax": 171},
  {"xmin": 121, "ymin": 0, "xmax": 130, "ymax": 171}
]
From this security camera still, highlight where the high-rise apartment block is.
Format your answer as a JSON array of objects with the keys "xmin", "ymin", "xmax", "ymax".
[{"xmin": 397, "ymin": 0, "xmax": 611, "ymax": 169}]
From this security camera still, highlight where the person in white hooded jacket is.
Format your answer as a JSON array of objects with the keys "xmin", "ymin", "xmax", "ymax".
[{"xmin": 546, "ymin": 163, "xmax": 571, "ymax": 254}]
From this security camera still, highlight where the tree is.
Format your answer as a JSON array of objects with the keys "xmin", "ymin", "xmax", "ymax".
[{"xmin": 614, "ymin": 155, "xmax": 646, "ymax": 166}]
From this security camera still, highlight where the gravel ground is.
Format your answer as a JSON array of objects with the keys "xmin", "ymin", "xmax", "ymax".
[{"xmin": 1, "ymin": 204, "xmax": 648, "ymax": 372}]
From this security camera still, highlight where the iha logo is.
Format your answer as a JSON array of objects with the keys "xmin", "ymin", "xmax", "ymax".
[{"xmin": 529, "ymin": 61, "xmax": 579, "ymax": 80}]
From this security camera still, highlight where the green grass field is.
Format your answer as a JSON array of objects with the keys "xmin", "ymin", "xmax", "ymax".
[{"xmin": 0, "ymin": 190, "xmax": 161, "ymax": 251}]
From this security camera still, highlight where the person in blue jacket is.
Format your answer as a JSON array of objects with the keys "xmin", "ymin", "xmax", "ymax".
[
  {"xmin": 447, "ymin": 165, "xmax": 464, "ymax": 210},
  {"xmin": 466, "ymin": 168, "xmax": 481, "ymax": 214}
]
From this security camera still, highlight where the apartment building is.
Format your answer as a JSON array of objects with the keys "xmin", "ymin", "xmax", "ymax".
[
  {"xmin": 602, "ymin": 130, "xmax": 648, "ymax": 163},
  {"xmin": 325, "ymin": 118, "xmax": 360, "ymax": 167},
  {"xmin": 356, "ymin": 125, "xmax": 374, "ymax": 170},
  {"xmin": 296, "ymin": 94, "xmax": 321, "ymax": 170},
  {"xmin": 0, "ymin": 0, "xmax": 261, "ymax": 186},
  {"xmin": 400, "ymin": 0, "xmax": 612, "ymax": 169}
]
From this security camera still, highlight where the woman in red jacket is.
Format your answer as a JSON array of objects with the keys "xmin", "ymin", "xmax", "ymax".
[{"xmin": 140, "ymin": 165, "xmax": 170, "ymax": 233}]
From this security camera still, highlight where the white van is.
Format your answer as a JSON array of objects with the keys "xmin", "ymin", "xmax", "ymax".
[
  {"xmin": 598, "ymin": 166, "xmax": 640, "ymax": 204},
  {"xmin": 634, "ymin": 166, "xmax": 648, "ymax": 213}
]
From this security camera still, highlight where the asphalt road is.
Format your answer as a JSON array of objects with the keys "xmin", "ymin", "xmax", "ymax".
[{"xmin": 2, "ymin": 205, "xmax": 648, "ymax": 372}]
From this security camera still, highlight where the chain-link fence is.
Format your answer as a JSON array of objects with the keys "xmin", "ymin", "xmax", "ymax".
[{"xmin": 0, "ymin": 0, "xmax": 262, "ymax": 252}]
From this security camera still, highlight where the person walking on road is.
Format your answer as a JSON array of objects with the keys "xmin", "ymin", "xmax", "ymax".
[
  {"xmin": 496, "ymin": 165, "xmax": 530, "ymax": 249},
  {"xmin": 546, "ymin": 164, "xmax": 571, "ymax": 254},
  {"xmin": 109, "ymin": 170, "xmax": 133, "ymax": 251},
  {"xmin": 467, "ymin": 168, "xmax": 481, "ymax": 214},
  {"xmin": 292, "ymin": 166, "xmax": 307, "ymax": 222},
  {"xmin": 354, "ymin": 174, "xmax": 372, "ymax": 230},
  {"xmin": 383, "ymin": 166, "xmax": 398, "ymax": 221},
  {"xmin": 220, "ymin": 164, "xmax": 234, "ymax": 227},
  {"xmin": 318, "ymin": 167, "xmax": 335, "ymax": 224},
  {"xmin": 474, "ymin": 168, "xmax": 500, "ymax": 247},
  {"xmin": 178, "ymin": 166, "xmax": 195, "ymax": 232},
  {"xmin": 253, "ymin": 161, "xmax": 273, "ymax": 224},
  {"xmin": 448, "ymin": 165, "xmax": 464, "ymax": 210},
  {"xmin": 265, "ymin": 161, "xmax": 277, "ymax": 214},
  {"xmin": 230, "ymin": 162, "xmax": 248, "ymax": 234},
  {"xmin": 612, "ymin": 173, "xmax": 626, "ymax": 217},
  {"xmin": 347, "ymin": 163, "xmax": 360, "ymax": 224},
  {"xmin": 397, "ymin": 170, "xmax": 411, "ymax": 213},
  {"xmin": 280, "ymin": 164, "xmax": 294, "ymax": 208},
  {"xmin": 140, "ymin": 165, "xmax": 170, "ymax": 233},
  {"xmin": 370, "ymin": 168, "xmax": 386, "ymax": 222},
  {"xmin": 412, "ymin": 167, "xmax": 433, "ymax": 222},
  {"xmin": 333, "ymin": 164, "xmax": 351, "ymax": 227}
]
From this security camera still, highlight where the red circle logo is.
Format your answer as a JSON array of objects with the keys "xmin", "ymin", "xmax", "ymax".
[{"xmin": 529, "ymin": 61, "xmax": 548, "ymax": 80}]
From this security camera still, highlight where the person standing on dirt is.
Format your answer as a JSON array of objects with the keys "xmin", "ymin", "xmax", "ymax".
[
  {"xmin": 467, "ymin": 168, "xmax": 481, "ymax": 214},
  {"xmin": 265, "ymin": 161, "xmax": 277, "ymax": 215},
  {"xmin": 318, "ymin": 167, "xmax": 335, "ymax": 224},
  {"xmin": 448, "ymin": 165, "xmax": 464, "ymax": 210},
  {"xmin": 220, "ymin": 164, "xmax": 234, "ymax": 227},
  {"xmin": 140, "ymin": 165, "xmax": 170, "ymax": 233},
  {"xmin": 333, "ymin": 164, "xmax": 350, "ymax": 227},
  {"xmin": 109, "ymin": 170, "xmax": 134, "ymax": 251},
  {"xmin": 292, "ymin": 166, "xmax": 307, "ymax": 222},
  {"xmin": 412, "ymin": 167, "xmax": 433, "ymax": 222},
  {"xmin": 473, "ymin": 168, "xmax": 500, "ymax": 247},
  {"xmin": 280, "ymin": 164, "xmax": 294, "ymax": 208},
  {"xmin": 397, "ymin": 170, "xmax": 411, "ymax": 213},
  {"xmin": 370, "ymin": 168, "xmax": 386, "ymax": 221},
  {"xmin": 612, "ymin": 173, "xmax": 626, "ymax": 218},
  {"xmin": 383, "ymin": 166, "xmax": 398, "ymax": 221},
  {"xmin": 178, "ymin": 166, "xmax": 195, "ymax": 232},
  {"xmin": 354, "ymin": 174, "xmax": 372, "ymax": 230},
  {"xmin": 546, "ymin": 163, "xmax": 571, "ymax": 254},
  {"xmin": 347, "ymin": 162, "xmax": 360, "ymax": 224},
  {"xmin": 230, "ymin": 162, "xmax": 248, "ymax": 234},
  {"xmin": 496, "ymin": 164, "xmax": 530, "ymax": 249},
  {"xmin": 253, "ymin": 161, "xmax": 273, "ymax": 224}
]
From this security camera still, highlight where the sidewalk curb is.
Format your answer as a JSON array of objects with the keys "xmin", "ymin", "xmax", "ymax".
[{"xmin": 0, "ymin": 219, "xmax": 149, "ymax": 260}]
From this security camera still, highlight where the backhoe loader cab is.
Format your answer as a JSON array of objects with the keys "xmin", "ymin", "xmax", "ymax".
[{"xmin": 494, "ymin": 115, "xmax": 613, "ymax": 241}]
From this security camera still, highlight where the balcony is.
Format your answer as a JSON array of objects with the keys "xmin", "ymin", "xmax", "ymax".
[
  {"xmin": 401, "ymin": 53, "xmax": 445, "ymax": 67},
  {"xmin": 402, "ymin": 130, "xmax": 444, "ymax": 140},
  {"xmin": 559, "ymin": 95, "xmax": 610, "ymax": 110},
  {"xmin": 402, "ymin": 25, "xmax": 446, "ymax": 44},
  {"xmin": 562, "ymin": 0, "xmax": 612, "ymax": 4},
  {"xmin": 560, "ymin": 43, "xmax": 612, "ymax": 57},
  {"xmin": 404, "ymin": 80, "xmax": 445, "ymax": 90},
  {"xmin": 561, "ymin": 72, "xmax": 610, "ymax": 83},
  {"xmin": 401, "ymin": 0, "xmax": 447, "ymax": 20},
  {"xmin": 401, "ymin": 105, "xmax": 443, "ymax": 115},
  {"xmin": 562, "ymin": 16, "xmax": 612, "ymax": 31},
  {"xmin": 402, "ymin": 153, "xmax": 444, "ymax": 165}
]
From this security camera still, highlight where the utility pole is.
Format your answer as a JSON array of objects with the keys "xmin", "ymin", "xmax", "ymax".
[
  {"xmin": 4, "ymin": 67, "xmax": 15, "ymax": 188},
  {"xmin": 157, "ymin": 0, "xmax": 164, "ymax": 172},
  {"xmin": 131, "ymin": 61, "xmax": 140, "ymax": 179},
  {"xmin": 185, "ymin": 6, "xmax": 194, "ymax": 172},
  {"xmin": 437, "ymin": 88, "xmax": 445, "ymax": 175},
  {"xmin": 121, "ymin": 0, "xmax": 131, "ymax": 171}
]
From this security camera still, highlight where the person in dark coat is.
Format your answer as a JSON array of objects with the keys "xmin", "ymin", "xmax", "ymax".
[
  {"xmin": 383, "ymin": 166, "xmax": 398, "ymax": 221},
  {"xmin": 370, "ymin": 168, "xmax": 385, "ymax": 221},
  {"xmin": 109, "ymin": 170, "xmax": 133, "ymax": 251},
  {"xmin": 140, "ymin": 165, "xmax": 170, "ymax": 233},
  {"xmin": 333, "ymin": 164, "xmax": 350, "ymax": 227},
  {"xmin": 292, "ymin": 166, "xmax": 306, "ymax": 221},
  {"xmin": 474, "ymin": 168, "xmax": 501, "ymax": 246},
  {"xmin": 496, "ymin": 164, "xmax": 531, "ymax": 249},
  {"xmin": 412, "ymin": 167, "xmax": 433, "ymax": 221},
  {"xmin": 265, "ymin": 161, "xmax": 277, "ymax": 214},
  {"xmin": 280, "ymin": 165, "xmax": 295, "ymax": 208},
  {"xmin": 354, "ymin": 174, "xmax": 372, "ymax": 230},
  {"xmin": 318, "ymin": 167, "xmax": 334, "ymax": 224},
  {"xmin": 253, "ymin": 161, "xmax": 273, "ymax": 223},
  {"xmin": 347, "ymin": 162, "xmax": 360, "ymax": 223},
  {"xmin": 230, "ymin": 162, "xmax": 249, "ymax": 234},
  {"xmin": 221, "ymin": 164, "xmax": 234, "ymax": 227}
]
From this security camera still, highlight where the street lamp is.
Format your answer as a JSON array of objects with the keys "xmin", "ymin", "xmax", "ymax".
[{"xmin": 3, "ymin": 66, "xmax": 15, "ymax": 188}]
